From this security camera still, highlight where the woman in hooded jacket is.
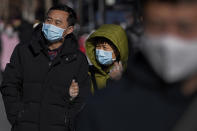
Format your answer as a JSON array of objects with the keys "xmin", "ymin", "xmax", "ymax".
[{"xmin": 85, "ymin": 24, "xmax": 129, "ymax": 92}]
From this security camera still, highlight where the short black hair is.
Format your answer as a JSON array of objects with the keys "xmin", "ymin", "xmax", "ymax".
[{"xmin": 46, "ymin": 4, "xmax": 77, "ymax": 26}]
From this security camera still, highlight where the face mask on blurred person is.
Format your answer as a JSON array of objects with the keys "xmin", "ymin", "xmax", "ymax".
[
  {"xmin": 96, "ymin": 49, "xmax": 115, "ymax": 65},
  {"xmin": 5, "ymin": 26, "xmax": 14, "ymax": 37},
  {"xmin": 140, "ymin": 34, "xmax": 197, "ymax": 83},
  {"xmin": 42, "ymin": 23, "xmax": 65, "ymax": 43}
]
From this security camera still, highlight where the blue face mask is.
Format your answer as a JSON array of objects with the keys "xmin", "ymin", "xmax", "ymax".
[
  {"xmin": 42, "ymin": 23, "xmax": 65, "ymax": 43},
  {"xmin": 96, "ymin": 49, "xmax": 115, "ymax": 65}
]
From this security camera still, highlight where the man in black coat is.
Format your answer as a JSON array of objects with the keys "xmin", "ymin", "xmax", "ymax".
[
  {"xmin": 76, "ymin": 0, "xmax": 197, "ymax": 131},
  {"xmin": 0, "ymin": 4, "xmax": 90, "ymax": 131}
]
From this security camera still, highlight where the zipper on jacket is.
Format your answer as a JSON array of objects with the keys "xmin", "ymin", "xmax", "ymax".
[{"xmin": 39, "ymin": 59, "xmax": 53, "ymax": 130}]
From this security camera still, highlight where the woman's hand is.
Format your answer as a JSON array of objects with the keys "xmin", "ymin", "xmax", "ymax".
[{"xmin": 109, "ymin": 61, "xmax": 123, "ymax": 81}]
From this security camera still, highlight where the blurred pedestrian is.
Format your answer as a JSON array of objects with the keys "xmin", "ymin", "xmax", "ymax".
[
  {"xmin": 11, "ymin": 15, "xmax": 33, "ymax": 44},
  {"xmin": 124, "ymin": 1, "xmax": 144, "ymax": 56},
  {"xmin": 0, "ymin": 23, "xmax": 19, "ymax": 71},
  {"xmin": 76, "ymin": 0, "xmax": 197, "ymax": 131},
  {"xmin": 85, "ymin": 24, "xmax": 128, "ymax": 92},
  {"xmin": 0, "ymin": 18, "xmax": 3, "ymax": 80},
  {"xmin": 1, "ymin": 4, "xmax": 90, "ymax": 131}
]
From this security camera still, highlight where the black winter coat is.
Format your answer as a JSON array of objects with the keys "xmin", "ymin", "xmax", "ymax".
[
  {"xmin": 76, "ymin": 53, "xmax": 195, "ymax": 131},
  {"xmin": 0, "ymin": 27, "xmax": 91, "ymax": 131}
]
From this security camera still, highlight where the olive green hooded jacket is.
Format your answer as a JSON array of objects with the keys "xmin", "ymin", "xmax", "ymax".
[{"xmin": 86, "ymin": 24, "xmax": 129, "ymax": 89}]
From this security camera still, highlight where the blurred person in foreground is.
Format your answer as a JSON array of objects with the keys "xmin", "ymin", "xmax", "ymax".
[
  {"xmin": 0, "ymin": 4, "xmax": 90, "ymax": 131},
  {"xmin": 76, "ymin": 0, "xmax": 197, "ymax": 131},
  {"xmin": 86, "ymin": 24, "xmax": 128, "ymax": 92}
]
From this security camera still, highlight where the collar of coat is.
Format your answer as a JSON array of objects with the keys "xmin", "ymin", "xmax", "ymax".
[{"xmin": 29, "ymin": 24, "xmax": 78, "ymax": 57}]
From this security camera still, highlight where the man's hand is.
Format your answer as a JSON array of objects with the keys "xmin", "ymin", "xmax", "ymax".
[
  {"xmin": 109, "ymin": 61, "xmax": 123, "ymax": 81},
  {"xmin": 69, "ymin": 79, "xmax": 79, "ymax": 101}
]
